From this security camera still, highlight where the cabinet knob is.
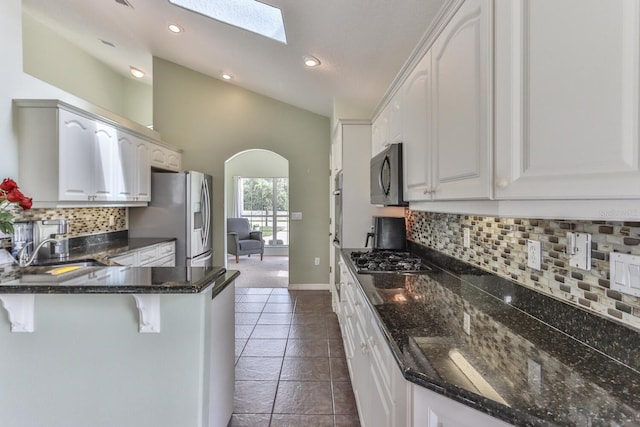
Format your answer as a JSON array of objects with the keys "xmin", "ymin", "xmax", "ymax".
[{"xmin": 496, "ymin": 178, "xmax": 509, "ymax": 189}]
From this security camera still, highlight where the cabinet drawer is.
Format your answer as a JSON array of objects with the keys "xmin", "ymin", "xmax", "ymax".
[
  {"xmin": 137, "ymin": 246, "xmax": 159, "ymax": 266},
  {"xmin": 369, "ymin": 317, "xmax": 393, "ymax": 390},
  {"xmin": 147, "ymin": 254, "xmax": 175, "ymax": 267},
  {"xmin": 110, "ymin": 252, "xmax": 136, "ymax": 267},
  {"xmin": 157, "ymin": 241, "xmax": 175, "ymax": 256}
]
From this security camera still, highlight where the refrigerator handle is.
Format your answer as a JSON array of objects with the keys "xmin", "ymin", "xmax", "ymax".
[{"xmin": 201, "ymin": 178, "xmax": 211, "ymax": 248}]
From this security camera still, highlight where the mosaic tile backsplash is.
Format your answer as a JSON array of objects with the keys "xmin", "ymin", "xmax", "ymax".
[
  {"xmin": 406, "ymin": 210, "xmax": 640, "ymax": 331},
  {"xmin": 12, "ymin": 207, "xmax": 127, "ymax": 237}
]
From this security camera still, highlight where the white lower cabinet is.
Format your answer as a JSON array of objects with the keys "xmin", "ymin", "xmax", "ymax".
[
  {"xmin": 339, "ymin": 258, "xmax": 407, "ymax": 427},
  {"xmin": 109, "ymin": 241, "xmax": 176, "ymax": 267},
  {"xmin": 411, "ymin": 384, "xmax": 511, "ymax": 427}
]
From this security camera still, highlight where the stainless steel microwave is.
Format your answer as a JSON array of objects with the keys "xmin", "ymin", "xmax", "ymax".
[{"xmin": 370, "ymin": 143, "xmax": 408, "ymax": 206}]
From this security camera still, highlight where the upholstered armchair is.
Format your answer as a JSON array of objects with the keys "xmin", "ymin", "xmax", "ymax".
[{"xmin": 227, "ymin": 218, "xmax": 265, "ymax": 263}]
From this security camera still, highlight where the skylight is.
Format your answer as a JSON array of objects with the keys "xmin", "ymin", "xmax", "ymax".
[{"xmin": 168, "ymin": 0, "xmax": 287, "ymax": 44}]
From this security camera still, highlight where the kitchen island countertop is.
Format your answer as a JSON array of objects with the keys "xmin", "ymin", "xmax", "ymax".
[
  {"xmin": 341, "ymin": 244, "xmax": 640, "ymax": 426},
  {"xmin": 0, "ymin": 236, "xmax": 237, "ymax": 295}
]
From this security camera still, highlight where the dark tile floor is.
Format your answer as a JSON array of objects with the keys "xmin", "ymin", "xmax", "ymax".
[{"xmin": 230, "ymin": 288, "xmax": 361, "ymax": 427}]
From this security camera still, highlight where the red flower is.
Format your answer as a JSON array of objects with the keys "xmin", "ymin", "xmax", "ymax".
[
  {"xmin": 6, "ymin": 188, "xmax": 24, "ymax": 203},
  {"xmin": 0, "ymin": 178, "xmax": 17, "ymax": 192},
  {"xmin": 18, "ymin": 197, "xmax": 32, "ymax": 210}
]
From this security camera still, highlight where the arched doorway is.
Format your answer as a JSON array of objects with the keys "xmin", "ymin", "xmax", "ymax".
[{"xmin": 224, "ymin": 150, "xmax": 289, "ymax": 288}]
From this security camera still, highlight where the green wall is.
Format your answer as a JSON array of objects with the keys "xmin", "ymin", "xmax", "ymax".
[
  {"xmin": 21, "ymin": 11, "xmax": 152, "ymax": 127},
  {"xmin": 153, "ymin": 58, "xmax": 330, "ymax": 286}
]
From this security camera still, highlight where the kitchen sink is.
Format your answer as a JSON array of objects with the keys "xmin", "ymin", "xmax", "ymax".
[{"xmin": 29, "ymin": 258, "xmax": 108, "ymax": 268}]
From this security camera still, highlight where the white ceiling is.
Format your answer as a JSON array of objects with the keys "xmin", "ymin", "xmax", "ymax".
[{"xmin": 22, "ymin": 0, "xmax": 447, "ymax": 118}]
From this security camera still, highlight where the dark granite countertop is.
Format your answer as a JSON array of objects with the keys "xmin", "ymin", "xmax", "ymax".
[
  {"xmin": 0, "ymin": 233, "xmax": 238, "ymax": 295},
  {"xmin": 0, "ymin": 264, "xmax": 237, "ymax": 295},
  {"xmin": 341, "ymin": 243, "xmax": 640, "ymax": 426}
]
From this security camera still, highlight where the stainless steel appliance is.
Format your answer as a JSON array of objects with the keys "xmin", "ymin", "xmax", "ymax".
[
  {"xmin": 332, "ymin": 171, "xmax": 343, "ymax": 299},
  {"xmin": 365, "ymin": 216, "xmax": 407, "ymax": 250},
  {"xmin": 370, "ymin": 143, "xmax": 407, "ymax": 206},
  {"xmin": 129, "ymin": 171, "xmax": 212, "ymax": 267},
  {"xmin": 333, "ymin": 171, "xmax": 343, "ymax": 247}
]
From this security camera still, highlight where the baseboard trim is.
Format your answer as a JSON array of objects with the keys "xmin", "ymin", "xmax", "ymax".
[{"xmin": 288, "ymin": 283, "xmax": 330, "ymax": 291}]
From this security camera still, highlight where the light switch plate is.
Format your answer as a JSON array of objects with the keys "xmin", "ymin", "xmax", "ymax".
[
  {"xmin": 463, "ymin": 228, "xmax": 471, "ymax": 248},
  {"xmin": 291, "ymin": 212, "xmax": 302, "ymax": 220},
  {"xmin": 527, "ymin": 240, "xmax": 542, "ymax": 271},
  {"xmin": 567, "ymin": 232, "xmax": 591, "ymax": 271},
  {"xmin": 610, "ymin": 252, "xmax": 640, "ymax": 297}
]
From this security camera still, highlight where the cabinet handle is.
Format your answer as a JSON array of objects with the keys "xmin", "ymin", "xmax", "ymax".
[
  {"xmin": 355, "ymin": 300, "xmax": 361, "ymax": 306},
  {"xmin": 360, "ymin": 342, "xmax": 368, "ymax": 353},
  {"xmin": 496, "ymin": 178, "xmax": 509, "ymax": 189}
]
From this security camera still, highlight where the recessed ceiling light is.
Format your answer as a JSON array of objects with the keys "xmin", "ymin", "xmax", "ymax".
[
  {"xmin": 303, "ymin": 56, "xmax": 321, "ymax": 67},
  {"xmin": 222, "ymin": 73, "xmax": 232, "ymax": 80},
  {"xmin": 168, "ymin": 23, "xmax": 183, "ymax": 33},
  {"xmin": 130, "ymin": 66, "xmax": 145, "ymax": 78}
]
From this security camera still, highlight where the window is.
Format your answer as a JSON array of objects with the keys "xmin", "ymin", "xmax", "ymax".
[
  {"xmin": 168, "ymin": 0, "xmax": 287, "ymax": 44},
  {"xmin": 240, "ymin": 177, "xmax": 289, "ymax": 246}
]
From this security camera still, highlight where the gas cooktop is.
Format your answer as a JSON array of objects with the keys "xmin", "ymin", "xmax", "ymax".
[{"xmin": 350, "ymin": 250, "xmax": 431, "ymax": 274}]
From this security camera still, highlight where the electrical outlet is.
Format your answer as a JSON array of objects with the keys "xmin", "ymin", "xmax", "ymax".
[
  {"xmin": 527, "ymin": 240, "xmax": 542, "ymax": 271},
  {"xmin": 108, "ymin": 215, "xmax": 115, "ymax": 226},
  {"xmin": 463, "ymin": 312, "xmax": 471, "ymax": 335},
  {"xmin": 463, "ymin": 228, "xmax": 471, "ymax": 248},
  {"xmin": 314, "ymin": 257, "xmax": 320, "ymax": 266},
  {"xmin": 528, "ymin": 358, "xmax": 542, "ymax": 394}
]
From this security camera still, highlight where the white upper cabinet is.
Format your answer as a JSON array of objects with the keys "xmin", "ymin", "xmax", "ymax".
[
  {"xmin": 372, "ymin": 105, "xmax": 390, "ymax": 157},
  {"xmin": 59, "ymin": 109, "xmax": 117, "ymax": 202},
  {"xmin": 402, "ymin": 50, "xmax": 433, "ymax": 201},
  {"xmin": 372, "ymin": 91, "xmax": 402, "ymax": 157},
  {"xmin": 431, "ymin": 0, "xmax": 492, "ymax": 200},
  {"xmin": 388, "ymin": 93, "xmax": 403, "ymax": 145},
  {"xmin": 15, "ymin": 99, "xmax": 176, "ymax": 207},
  {"xmin": 116, "ymin": 131, "xmax": 151, "ymax": 202},
  {"xmin": 150, "ymin": 144, "xmax": 182, "ymax": 172},
  {"xmin": 494, "ymin": 0, "xmax": 640, "ymax": 199},
  {"xmin": 58, "ymin": 109, "xmax": 96, "ymax": 201},
  {"xmin": 400, "ymin": 0, "xmax": 492, "ymax": 202}
]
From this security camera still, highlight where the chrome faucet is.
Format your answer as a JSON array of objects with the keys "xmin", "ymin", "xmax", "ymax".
[{"xmin": 16, "ymin": 238, "xmax": 63, "ymax": 267}]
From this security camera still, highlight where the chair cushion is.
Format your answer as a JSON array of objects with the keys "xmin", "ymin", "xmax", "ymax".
[
  {"xmin": 227, "ymin": 218, "xmax": 251, "ymax": 240},
  {"xmin": 239, "ymin": 240, "xmax": 262, "ymax": 251}
]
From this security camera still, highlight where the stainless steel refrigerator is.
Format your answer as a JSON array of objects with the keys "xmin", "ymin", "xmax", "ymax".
[{"xmin": 129, "ymin": 171, "xmax": 212, "ymax": 267}]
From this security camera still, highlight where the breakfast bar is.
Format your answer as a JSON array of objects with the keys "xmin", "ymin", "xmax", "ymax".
[{"xmin": 0, "ymin": 263, "xmax": 238, "ymax": 427}]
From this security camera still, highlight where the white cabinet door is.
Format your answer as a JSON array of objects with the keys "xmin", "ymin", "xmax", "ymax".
[
  {"xmin": 115, "ymin": 132, "xmax": 136, "ymax": 201},
  {"xmin": 150, "ymin": 144, "xmax": 182, "ymax": 172},
  {"xmin": 402, "ymin": 50, "xmax": 433, "ymax": 201},
  {"xmin": 374, "ymin": 105, "xmax": 391, "ymax": 157},
  {"xmin": 371, "ymin": 118, "xmax": 382, "ymax": 158},
  {"xmin": 117, "ymin": 131, "xmax": 151, "ymax": 202},
  {"xmin": 92, "ymin": 122, "xmax": 117, "ymax": 201},
  {"xmin": 389, "ymin": 92, "xmax": 403, "ymax": 144},
  {"xmin": 135, "ymin": 140, "xmax": 151, "ymax": 201},
  {"xmin": 431, "ymin": 0, "xmax": 492, "ymax": 200},
  {"xmin": 494, "ymin": 0, "xmax": 640, "ymax": 199},
  {"xmin": 59, "ymin": 110, "xmax": 117, "ymax": 201},
  {"xmin": 58, "ymin": 109, "xmax": 95, "ymax": 201},
  {"xmin": 412, "ymin": 384, "xmax": 511, "ymax": 427},
  {"xmin": 332, "ymin": 123, "xmax": 343, "ymax": 173}
]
